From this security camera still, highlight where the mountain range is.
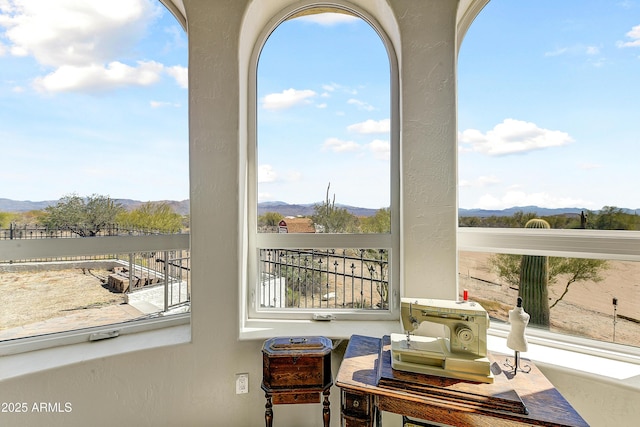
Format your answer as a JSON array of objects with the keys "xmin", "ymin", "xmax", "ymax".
[
  {"xmin": 0, "ymin": 198, "xmax": 190, "ymax": 216},
  {"xmin": 0, "ymin": 198, "xmax": 636, "ymax": 218}
]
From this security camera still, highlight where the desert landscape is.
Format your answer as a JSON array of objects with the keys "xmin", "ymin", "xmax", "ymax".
[
  {"xmin": 0, "ymin": 269, "xmax": 132, "ymax": 340},
  {"xmin": 1, "ymin": 253, "xmax": 638, "ymax": 348},
  {"xmin": 459, "ymin": 251, "xmax": 640, "ymax": 347}
]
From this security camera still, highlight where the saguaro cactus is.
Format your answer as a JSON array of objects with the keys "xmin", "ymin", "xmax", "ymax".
[{"xmin": 519, "ymin": 218, "xmax": 550, "ymax": 327}]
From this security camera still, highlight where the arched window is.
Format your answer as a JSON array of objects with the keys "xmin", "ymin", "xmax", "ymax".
[
  {"xmin": 0, "ymin": 0, "xmax": 189, "ymax": 350},
  {"xmin": 458, "ymin": 1, "xmax": 640, "ymax": 348},
  {"xmin": 247, "ymin": 5, "xmax": 399, "ymax": 321}
]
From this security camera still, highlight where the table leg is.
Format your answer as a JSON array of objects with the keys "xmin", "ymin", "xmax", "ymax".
[
  {"xmin": 265, "ymin": 393, "xmax": 273, "ymax": 427},
  {"xmin": 322, "ymin": 389, "xmax": 331, "ymax": 427}
]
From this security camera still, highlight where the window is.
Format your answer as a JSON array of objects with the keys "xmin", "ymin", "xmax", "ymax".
[
  {"xmin": 458, "ymin": 1, "xmax": 640, "ymax": 349},
  {"xmin": 247, "ymin": 5, "xmax": 399, "ymax": 321},
  {"xmin": 0, "ymin": 0, "xmax": 189, "ymax": 355}
]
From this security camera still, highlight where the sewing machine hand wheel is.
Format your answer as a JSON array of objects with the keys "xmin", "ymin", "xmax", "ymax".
[{"xmin": 456, "ymin": 325, "xmax": 474, "ymax": 345}]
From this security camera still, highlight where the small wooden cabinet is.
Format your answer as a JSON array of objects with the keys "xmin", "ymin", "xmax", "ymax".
[{"xmin": 262, "ymin": 336, "xmax": 333, "ymax": 427}]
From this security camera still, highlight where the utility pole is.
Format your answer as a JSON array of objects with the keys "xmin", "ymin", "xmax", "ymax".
[{"xmin": 612, "ymin": 297, "xmax": 618, "ymax": 342}]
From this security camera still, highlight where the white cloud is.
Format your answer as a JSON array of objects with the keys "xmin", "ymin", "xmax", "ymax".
[
  {"xmin": 368, "ymin": 139, "xmax": 390, "ymax": 160},
  {"xmin": 545, "ymin": 44, "xmax": 602, "ymax": 58},
  {"xmin": 459, "ymin": 118, "xmax": 574, "ymax": 156},
  {"xmin": 261, "ymin": 88, "xmax": 316, "ymax": 110},
  {"xmin": 166, "ymin": 65, "xmax": 187, "ymax": 88},
  {"xmin": 586, "ymin": 45, "xmax": 600, "ymax": 55},
  {"xmin": 544, "ymin": 47, "xmax": 568, "ymax": 57},
  {"xmin": 258, "ymin": 164, "xmax": 278, "ymax": 183},
  {"xmin": 578, "ymin": 162, "xmax": 603, "ymax": 170},
  {"xmin": 348, "ymin": 118, "xmax": 390, "ymax": 134},
  {"xmin": 0, "ymin": 0, "xmax": 178, "ymax": 93},
  {"xmin": 294, "ymin": 12, "xmax": 359, "ymax": 26},
  {"xmin": 33, "ymin": 60, "xmax": 163, "ymax": 93},
  {"xmin": 322, "ymin": 137, "xmax": 360, "ymax": 153},
  {"xmin": 347, "ymin": 98, "xmax": 374, "ymax": 111},
  {"xmin": 473, "ymin": 190, "xmax": 590, "ymax": 210},
  {"xmin": 460, "ymin": 175, "xmax": 500, "ymax": 188},
  {"xmin": 617, "ymin": 24, "xmax": 640, "ymax": 47},
  {"xmin": 150, "ymin": 100, "xmax": 180, "ymax": 108},
  {"xmin": 322, "ymin": 82, "xmax": 357, "ymax": 95},
  {"xmin": 0, "ymin": 0, "xmax": 159, "ymax": 65}
]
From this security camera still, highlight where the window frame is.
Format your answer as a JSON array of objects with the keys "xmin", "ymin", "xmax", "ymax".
[
  {"xmin": 243, "ymin": 3, "xmax": 401, "ymax": 325},
  {"xmin": 0, "ymin": 234, "xmax": 190, "ymax": 357},
  {"xmin": 459, "ymin": 227, "xmax": 640, "ymax": 360},
  {"xmin": 0, "ymin": 0, "xmax": 190, "ymax": 358}
]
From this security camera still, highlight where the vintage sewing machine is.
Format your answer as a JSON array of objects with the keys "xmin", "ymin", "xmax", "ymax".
[{"xmin": 390, "ymin": 297, "xmax": 494, "ymax": 383}]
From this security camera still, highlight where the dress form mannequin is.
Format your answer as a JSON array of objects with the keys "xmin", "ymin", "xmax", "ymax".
[
  {"xmin": 507, "ymin": 297, "xmax": 529, "ymax": 352},
  {"xmin": 505, "ymin": 297, "xmax": 531, "ymax": 374}
]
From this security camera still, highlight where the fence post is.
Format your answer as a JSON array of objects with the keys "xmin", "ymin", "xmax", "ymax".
[
  {"xmin": 128, "ymin": 253, "xmax": 133, "ymax": 294},
  {"xmin": 164, "ymin": 250, "xmax": 169, "ymax": 312}
]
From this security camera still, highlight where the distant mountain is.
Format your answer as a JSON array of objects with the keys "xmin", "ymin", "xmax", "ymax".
[
  {"xmin": 0, "ymin": 198, "xmax": 190, "ymax": 216},
  {"xmin": 0, "ymin": 198, "xmax": 57, "ymax": 212},
  {"xmin": 458, "ymin": 206, "xmax": 587, "ymax": 218},
  {"xmin": 1, "ymin": 198, "xmax": 636, "ymax": 219},
  {"xmin": 459, "ymin": 206, "xmax": 638, "ymax": 218},
  {"xmin": 257, "ymin": 201, "xmax": 379, "ymax": 217},
  {"xmin": 113, "ymin": 199, "xmax": 190, "ymax": 216}
]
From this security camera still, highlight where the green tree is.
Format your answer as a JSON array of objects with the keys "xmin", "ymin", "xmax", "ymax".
[
  {"xmin": 360, "ymin": 208, "xmax": 391, "ymax": 307},
  {"xmin": 490, "ymin": 255, "xmax": 609, "ymax": 318},
  {"xmin": 548, "ymin": 258, "xmax": 609, "ymax": 308},
  {"xmin": 361, "ymin": 207, "xmax": 391, "ymax": 233},
  {"xmin": 43, "ymin": 194, "xmax": 124, "ymax": 237},
  {"xmin": 311, "ymin": 183, "xmax": 359, "ymax": 233},
  {"xmin": 258, "ymin": 211, "xmax": 284, "ymax": 228},
  {"xmin": 117, "ymin": 202, "xmax": 183, "ymax": 233},
  {"xmin": 589, "ymin": 206, "xmax": 637, "ymax": 230},
  {"xmin": 0, "ymin": 212, "xmax": 17, "ymax": 228}
]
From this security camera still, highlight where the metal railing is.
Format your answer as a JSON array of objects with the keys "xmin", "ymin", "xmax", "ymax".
[
  {"xmin": 157, "ymin": 254, "xmax": 190, "ymax": 311},
  {"xmin": 259, "ymin": 248, "xmax": 389, "ymax": 310},
  {"xmin": 0, "ymin": 226, "xmax": 191, "ymax": 314},
  {"xmin": 0, "ymin": 224, "xmax": 157, "ymax": 240}
]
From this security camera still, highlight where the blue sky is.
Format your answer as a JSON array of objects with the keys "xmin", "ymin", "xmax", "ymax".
[
  {"xmin": 458, "ymin": 0, "xmax": 640, "ymax": 211},
  {"xmin": 1, "ymin": 1, "xmax": 639, "ymax": 211},
  {"xmin": 0, "ymin": 0, "xmax": 188, "ymax": 202}
]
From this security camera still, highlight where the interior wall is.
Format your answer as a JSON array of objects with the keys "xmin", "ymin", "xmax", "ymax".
[{"xmin": 1, "ymin": 1, "xmax": 637, "ymax": 426}]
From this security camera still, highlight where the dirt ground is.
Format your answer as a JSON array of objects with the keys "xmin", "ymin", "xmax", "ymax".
[
  {"xmin": 1, "ymin": 255, "xmax": 638, "ymax": 348},
  {"xmin": 0, "ymin": 268, "xmax": 125, "ymax": 332},
  {"xmin": 459, "ymin": 252, "xmax": 640, "ymax": 347}
]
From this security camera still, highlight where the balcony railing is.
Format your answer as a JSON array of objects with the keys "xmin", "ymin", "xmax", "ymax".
[
  {"xmin": 259, "ymin": 248, "xmax": 389, "ymax": 310},
  {"xmin": 0, "ymin": 228, "xmax": 190, "ymax": 329}
]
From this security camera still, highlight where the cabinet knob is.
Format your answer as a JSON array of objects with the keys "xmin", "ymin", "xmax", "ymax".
[{"xmin": 352, "ymin": 399, "xmax": 360, "ymax": 408}]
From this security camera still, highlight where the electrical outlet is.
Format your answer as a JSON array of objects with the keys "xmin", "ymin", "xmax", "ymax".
[{"xmin": 236, "ymin": 373, "xmax": 249, "ymax": 394}]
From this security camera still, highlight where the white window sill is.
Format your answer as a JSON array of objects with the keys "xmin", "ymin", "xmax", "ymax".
[
  {"xmin": 0, "ymin": 322, "xmax": 191, "ymax": 382},
  {"xmin": 239, "ymin": 318, "xmax": 400, "ymax": 341},
  {"xmin": 488, "ymin": 327, "xmax": 640, "ymax": 390}
]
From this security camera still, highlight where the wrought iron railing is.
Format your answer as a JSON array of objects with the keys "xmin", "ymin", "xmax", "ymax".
[
  {"xmin": 259, "ymin": 248, "xmax": 389, "ymax": 310},
  {"xmin": 0, "ymin": 225, "xmax": 190, "ymax": 314}
]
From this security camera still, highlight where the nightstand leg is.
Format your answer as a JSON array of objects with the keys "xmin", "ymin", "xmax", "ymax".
[
  {"xmin": 322, "ymin": 389, "xmax": 331, "ymax": 427},
  {"xmin": 265, "ymin": 393, "xmax": 273, "ymax": 427}
]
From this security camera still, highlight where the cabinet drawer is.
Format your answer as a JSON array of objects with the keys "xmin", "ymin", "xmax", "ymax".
[
  {"xmin": 273, "ymin": 391, "xmax": 321, "ymax": 405},
  {"xmin": 342, "ymin": 390, "xmax": 372, "ymax": 418},
  {"xmin": 264, "ymin": 355, "xmax": 324, "ymax": 388}
]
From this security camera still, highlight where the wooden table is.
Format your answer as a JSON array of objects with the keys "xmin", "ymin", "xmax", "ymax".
[{"xmin": 335, "ymin": 335, "xmax": 589, "ymax": 427}]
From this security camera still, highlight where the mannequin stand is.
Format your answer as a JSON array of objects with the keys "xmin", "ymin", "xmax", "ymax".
[{"xmin": 504, "ymin": 351, "xmax": 531, "ymax": 375}]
